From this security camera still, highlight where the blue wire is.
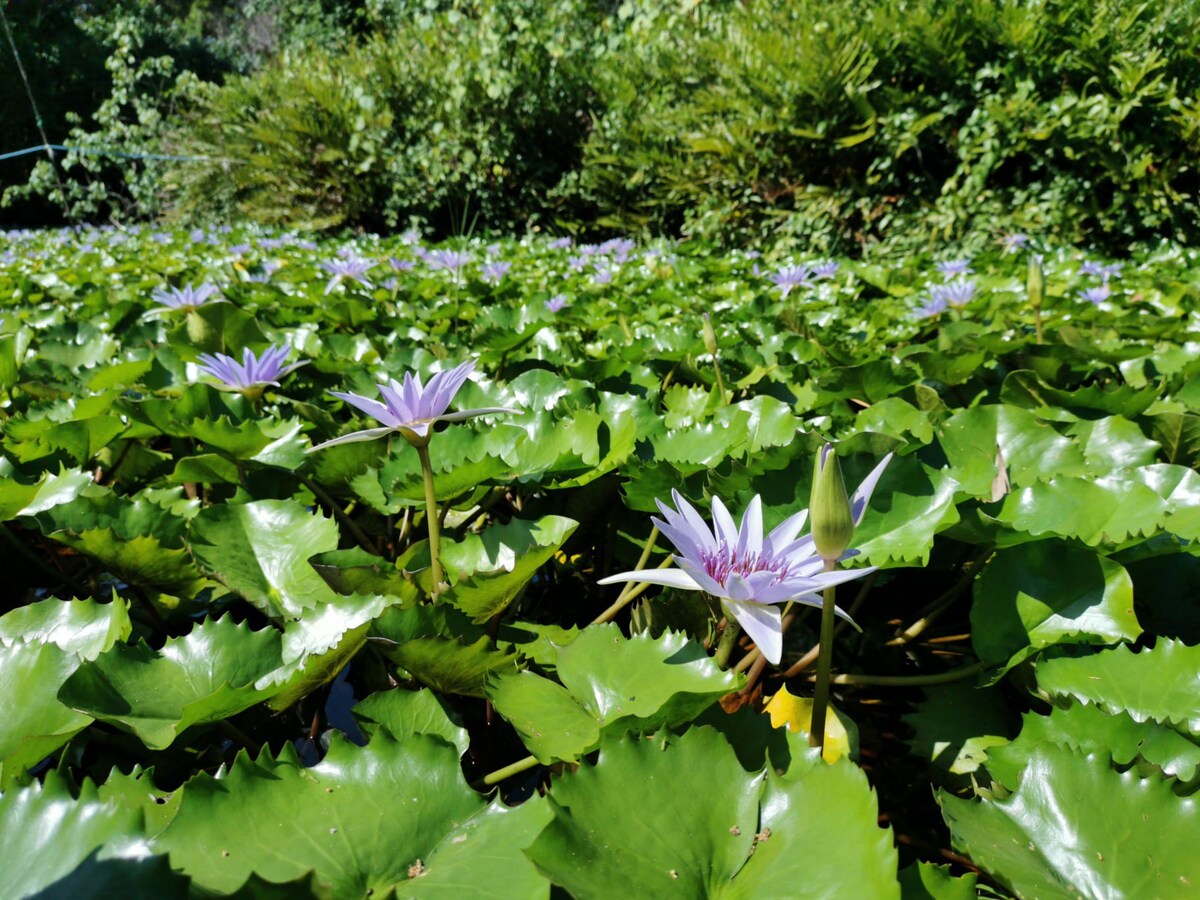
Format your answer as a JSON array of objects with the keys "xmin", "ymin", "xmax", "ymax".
[{"xmin": 0, "ymin": 143, "xmax": 232, "ymax": 163}]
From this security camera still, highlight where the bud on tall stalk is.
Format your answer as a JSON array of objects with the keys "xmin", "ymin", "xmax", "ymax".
[{"xmin": 810, "ymin": 443, "xmax": 854, "ymax": 565}]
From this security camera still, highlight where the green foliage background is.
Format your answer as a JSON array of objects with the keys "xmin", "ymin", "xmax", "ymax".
[{"xmin": 5, "ymin": 0, "xmax": 1200, "ymax": 252}]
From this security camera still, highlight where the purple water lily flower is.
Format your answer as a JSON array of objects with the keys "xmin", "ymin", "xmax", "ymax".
[
  {"xmin": 598, "ymin": 488, "xmax": 884, "ymax": 665},
  {"xmin": 481, "ymin": 261, "xmax": 512, "ymax": 285},
  {"xmin": 548, "ymin": 237, "xmax": 573, "ymax": 250},
  {"xmin": 388, "ymin": 256, "xmax": 416, "ymax": 273},
  {"xmin": 592, "ymin": 267, "xmax": 613, "ymax": 285},
  {"xmin": 311, "ymin": 359, "xmax": 519, "ymax": 451},
  {"xmin": 930, "ymin": 279, "xmax": 977, "ymax": 308},
  {"xmin": 1078, "ymin": 260, "xmax": 1105, "ymax": 277},
  {"xmin": 152, "ymin": 283, "xmax": 223, "ymax": 311},
  {"xmin": 935, "ymin": 259, "xmax": 973, "ymax": 278},
  {"xmin": 196, "ymin": 344, "xmax": 307, "ymax": 393},
  {"xmin": 321, "ymin": 257, "xmax": 375, "ymax": 294},
  {"xmin": 1001, "ymin": 233, "xmax": 1030, "ymax": 254},
  {"xmin": 811, "ymin": 260, "xmax": 841, "ymax": 280},
  {"xmin": 426, "ymin": 249, "xmax": 472, "ymax": 280},
  {"xmin": 1081, "ymin": 284, "xmax": 1113, "ymax": 305},
  {"xmin": 545, "ymin": 294, "xmax": 569, "ymax": 313},
  {"xmin": 916, "ymin": 296, "xmax": 949, "ymax": 319},
  {"xmin": 770, "ymin": 265, "xmax": 813, "ymax": 299}
]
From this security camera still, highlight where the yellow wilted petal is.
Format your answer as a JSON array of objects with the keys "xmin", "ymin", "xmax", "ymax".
[{"xmin": 762, "ymin": 685, "xmax": 853, "ymax": 764}]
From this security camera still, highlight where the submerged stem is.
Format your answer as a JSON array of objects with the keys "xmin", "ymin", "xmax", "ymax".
[
  {"xmin": 809, "ymin": 559, "xmax": 839, "ymax": 755},
  {"xmin": 415, "ymin": 442, "xmax": 445, "ymax": 596},
  {"xmin": 713, "ymin": 618, "xmax": 742, "ymax": 669}
]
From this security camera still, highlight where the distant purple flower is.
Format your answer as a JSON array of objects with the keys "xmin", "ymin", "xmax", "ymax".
[
  {"xmin": 597, "ymin": 488, "xmax": 885, "ymax": 665},
  {"xmin": 152, "ymin": 283, "xmax": 223, "ymax": 311},
  {"xmin": 321, "ymin": 257, "xmax": 375, "ymax": 294},
  {"xmin": 567, "ymin": 255, "xmax": 588, "ymax": 272},
  {"xmin": 770, "ymin": 265, "xmax": 813, "ymax": 299},
  {"xmin": 196, "ymin": 344, "xmax": 306, "ymax": 393},
  {"xmin": 930, "ymin": 279, "xmax": 977, "ymax": 308},
  {"xmin": 545, "ymin": 294, "xmax": 569, "ymax": 313},
  {"xmin": 311, "ymin": 359, "xmax": 519, "ymax": 451},
  {"xmin": 915, "ymin": 296, "xmax": 949, "ymax": 319},
  {"xmin": 426, "ymin": 249, "xmax": 472, "ymax": 280},
  {"xmin": 400, "ymin": 228, "xmax": 422, "ymax": 245},
  {"xmin": 1100, "ymin": 263, "xmax": 1122, "ymax": 280},
  {"xmin": 481, "ymin": 261, "xmax": 512, "ymax": 285},
  {"xmin": 1078, "ymin": 260, "xmax": 1105, "ymax": 277},
  {"xmin": 548, "ymin": 237, "xmax": 573, "ymax": 250},
  {"xmin": 189, "ymin": 228, "xmax": 206, "ymax": 243},
  {"xmin": 935, "ymin": 259, "xmax": 973, "ymax": 278},
  {"xmin": 151, "ymin": 232, "xmax": 171, "ymax": 245},
  {"xmin": 1001, "ymin": 233, "xmax": 1030, "ymax": 254},
  {"xmin": 258, "ymin": 237, "xmax": 288, "ymax": 251},
  {"xmin": 383, "ymin": 278, "xmax": 399, "ymax": 292},
  {"xmin": 811, "ymin": 260, "xmax": 840, "ymax": 280},
  {"xmin": 599, "ymin": 238, "xmax": 636, "ymax": 262},
  {"xmin": 229, "ymin": 243, "xmax": 252, "ymax": 256},
  {"xmin": 592, "ymin": 268, "xmax": 613, "ymax": 285},
  {"xmin": 1081, "ymin": 284, "xmax": 1113, "ymax": 305}
]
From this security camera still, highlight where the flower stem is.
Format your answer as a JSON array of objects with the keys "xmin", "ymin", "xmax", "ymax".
[
  {"xmin": 807, "ymin": 661, "xmax": 985, "ymax": 687},
  {"xmin": 809, "ymin": 560, "xmax": 839, "ymax": 755},
  {"xmin": 713, "ymin": 618, "xmax": 742, "ymax": 669},
  {"xmin": 415, "ymin": 442, "xmax": 445, "ymax": 595},
  {"xmin": 480, "ymin": 754, "xmax": 539, "ymax": 787}
]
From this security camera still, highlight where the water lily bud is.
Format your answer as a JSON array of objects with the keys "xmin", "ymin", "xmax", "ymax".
[
  {"xmin": 809, "ymin": 443, "xmax": 854, "ymax": 564},
  {"xmin": 702, "ymin": 312, "xmax": 718, "ymax": 359},
  {"xmin": 1027, "ymin": 254, "xmax": 1044, "ymax": 310}
]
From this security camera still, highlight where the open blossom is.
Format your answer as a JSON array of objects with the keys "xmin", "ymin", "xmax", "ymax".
[
  {"xmin": 481, "ymin": 261, "xmax": 512, "ymax": 285},
  {"xmin": 545, "ymin": 294, "xmax": 569, "ymax": 313},
  {"xmin": 811, "ymin": 260, "xmax": 840, "ymax": 280},
  {"xmin": 770, "ymin": 265, "xmax": 813, "ymax": 298},
  {"xmin": 426, "ymin": 249, "xmax": 472, "ymax": 280},
  {"xmin": 598, "ymin": 488, "xmax": 884, "ymax": 665},
  {"xmin": 196, "ymin": 344, "xmax": 306, "ymax": 393},
  {"xmin": 930, "ymin": 279, "xmax": 977, "ymax": 308},
  {"xmin": 321, "ymin": 257, "xmax": 374, "ymax": 294},
  {"xmin": 935, "ymin": 259, "xmax": 973, "ymax": 278},
  {"xmin": 1001, "ymin": 233, "xmax": 1030, "ymax": 254},
  {"xmin": 152, "ymin": 283, "xmax": 223, "ymax": 310},
  {"xmin": 310, "ymin": 359, "xmax": 518, "ymax": 451},
  {"xmin": 1081, "ymin": 284, "xmax": 1113, "ymax": 305},
  {"xmin": 916, "ymin": 296, "xmax": 949, "ymax": 319}
]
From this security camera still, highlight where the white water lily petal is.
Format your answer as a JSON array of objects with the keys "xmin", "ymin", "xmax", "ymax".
[
  {"xmin": 308, "ymin": 426, "xmax": 399, "ymax": 452},
  {"xmin": 850, "ymin": 453, "xmax": 894, "ymax": 525},
  {"xmin": 726, "ymin": 600, "xmax": 783, "ymax": 665},
  {"xmin": 596, "ymin": 568, "xmax": 703, "ymax": 591}
]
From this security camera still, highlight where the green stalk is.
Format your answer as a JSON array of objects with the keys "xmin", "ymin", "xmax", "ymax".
[
  {"xmin": 809, "ymin": 559, "xmax": 839, "ymax": 755},
  {"xmin": 415, "ymin": 442, "xmax": 444, "ymax": 596},
  {"xmin": 713, "ymin": 618, "xmax": 741, "ymax": 669},
  {"xmin": 480, "ymin": 754, "xmax": 540, "ymax": 787}
]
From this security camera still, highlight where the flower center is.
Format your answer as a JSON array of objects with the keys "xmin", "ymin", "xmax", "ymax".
[{"xmin": 701, "ymin": 543, "xmax": 787, "ymax": 586}]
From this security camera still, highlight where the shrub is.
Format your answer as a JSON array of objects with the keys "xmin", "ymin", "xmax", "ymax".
[{"xmin": 165, "ymin": 0, "xmax": 596, "ymax": 233}]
